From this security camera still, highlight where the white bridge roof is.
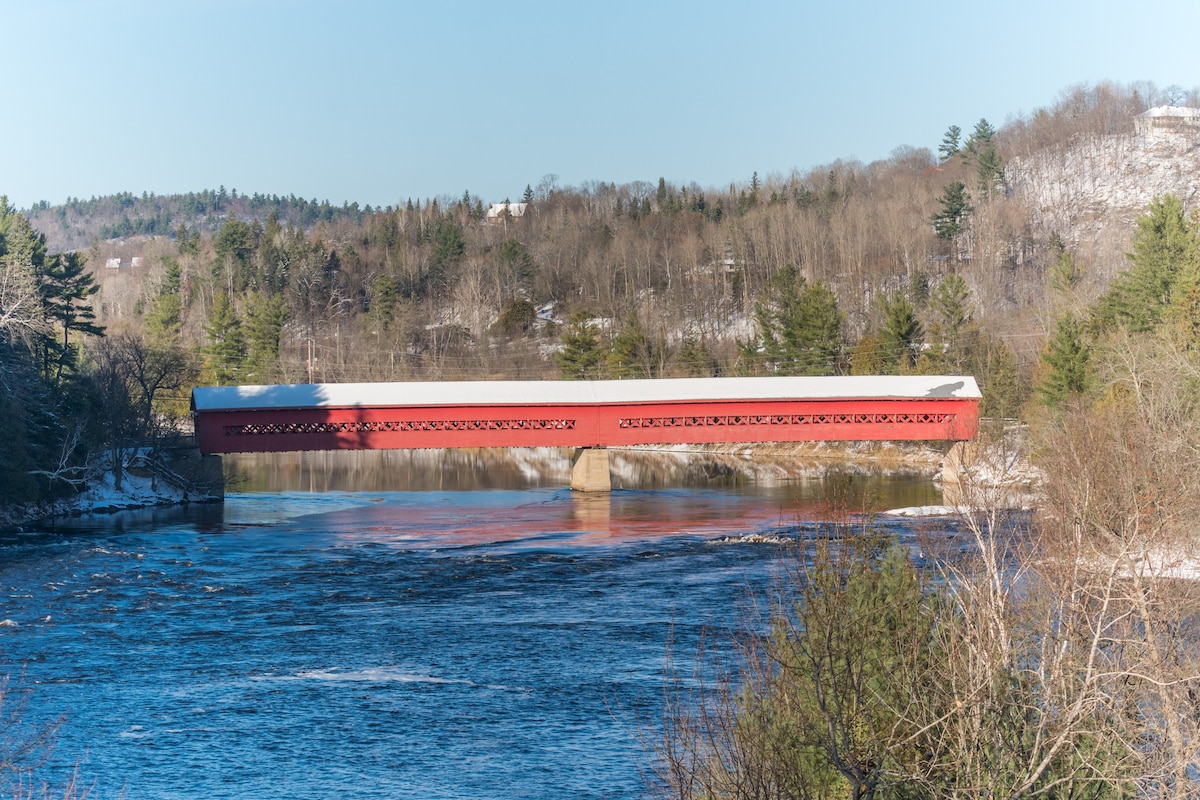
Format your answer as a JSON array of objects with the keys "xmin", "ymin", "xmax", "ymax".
[{"xmin": 192, "ymin": 376, "xmax": 980, "ymax": 412}]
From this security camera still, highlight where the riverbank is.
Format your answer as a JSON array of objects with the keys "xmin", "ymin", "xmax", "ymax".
[
  {"xmin": 2, "ymin": 438, "xmax": 1035, "ymax": 529},
  {"xmin": 0, "ymin": 448, "xmax": 223, "ymax": 530}
]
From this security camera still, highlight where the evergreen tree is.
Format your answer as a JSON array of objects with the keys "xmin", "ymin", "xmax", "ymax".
[
  {"xmin": 932, "ymin": 181, "xmax": 972, "ymax": 240},
  {"xmin": 214, "ymin": 218, "xmax": 255, "ymax": 289},
  {"xmin": 848, "ymin": 333, "xmax": 888, "ymax": 375},
  {"xmin": 557, "ymin": 311, "xmax": 605, "ymax": 380},
  {"xmin": 964, "ymin": 118, "xmax": 996, "ymax": 156},
  {"xmin": 144, "ymin": 258, "xmax": 184, "ymax": 344},
  {"xmin": 1048, "ymin": 249, "xmax": 1084, "ymax": 297},
  {"xmin": 38, "ymin": 251, "xmax": 104, "ymax": 385},
  {"xmin": 202, "ymin": 292, "xmax": 245, "ymax": 385},
  {"xmin": 493, "ymin": 299, "xmax": 536, "ymax": 338},
  {"xmin": 256, "ymin": 212, "xmax": 286, "ymax": 292},
  {"xmin": 1095, "ymin": 194, "xmax": 1198, "ymax": 334},
  {"xmin": 607, "ymin": 312, "xmax": 656, "ymax": 378},
  {"xmin": 975, "ymin": 145, "xmax": 1006, "ymax": 195},
  {"xmin": 522, "ymin": 184, "xmax": 534, "ymax": 204},
  {"xmin": 676, "ymin": 335, "xmax": 718, "ymax": 377},
  {"xmin": 938, "ymin": 125, "xmax": 961, "ymax": 163},
  {"xmin": 243, "ymin": 293, "xmax": 289, "ymax": 381},
  {"xmin": 754, "ymin": 267, "xmax": 843, "ymax": 375},
  {"xmin": 931, "ymin": 273, "xmax": 973, "ymax": 340},
  {"xmin": 1036, "ymin": 312, "xmax": 1091, "ymax": 408},
  {"xmin": 978, "ymin": 338, "xmax": 1023, "ymax": 420},
  {"xmin": 496, "ymin": 238, "xmax": 534, "ymax": 292},
  {"xmin": 1167, "ymin": 257, "xmax": 1200, "ymax": 349},
  {"xmin": 367, "ymin": 275, "xmax": 401, "ymax": 334},
  {"xmin": 427, "ymin": 219, "xmax": 466, "ymax": 294},
  {"xmin": 955, "ymin": 118, "xmax": 1005, "ymax": 196},
  {"xmin": 878, "ymin": 293, "xmax": 924, "ymax": 373}
]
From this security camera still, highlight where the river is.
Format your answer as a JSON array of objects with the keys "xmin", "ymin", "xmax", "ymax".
[{"xmin": 0, "ymin": 449, "xmax": 953, "ymax": 799}]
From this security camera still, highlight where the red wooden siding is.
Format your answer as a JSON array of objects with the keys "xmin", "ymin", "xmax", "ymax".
[{"xmin": 194, "ymin": 396, "xmax": 978, "ymax": 454}]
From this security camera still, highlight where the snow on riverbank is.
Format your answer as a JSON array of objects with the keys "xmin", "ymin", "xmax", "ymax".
[
  {"xmin": 0, "ymin": 467, "xmax": 213, "ymax": 530},
  {"xmin": 72, "ymin": 469, "xmax": 189, "ymax": 514},
  {"xmin": 884, "ymin": 505, "xmax": 961, "ymax": 517}
]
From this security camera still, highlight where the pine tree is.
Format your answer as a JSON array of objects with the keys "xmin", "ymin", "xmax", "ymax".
[
  {"xmin": 938, "ymin": 125, "xmax": 961, "ymax": 163},
  {"xmin": 243, "ymin": 293, "xmax": 289, "ymax": 381},
  {"xmin": 754, "ymin": 267, "xmax": 843, "ymax": 375},
  {"xmin": 975, "ymin": 145, "xmax": 1006, "ymax": 196},
  {"xmin": 557, "ymin": 311, "xmax": 605, "ymax": 380},
  {"xmin": 676, "ymin": 335, "xmax": 718, "ymax": 377},
  {"xmin": 878, "ymin": 293, "xmax": 924, "ymax": 373},
  {"xmin": 932, "ymin": 181, "xmax": 972, "ymax": 240},
  {"xmin": 214, "ymin": 218, "xmax": 254, "ymax": 289},
  {"xmin": 607, "ymin": 312, "xmax": 656, "ymax": 378},
  {"xmin": 497, "ymin": 238, "xmax": 534, "ymax": 292},
  {"xmin": 367, "ymin": 275, "xmax": 401, "ymax": 334},
  {"xmin": 1095, "ymin": 194, "xmax": 1199, "ymax": 334},
  {"xmin": 953, "ymin": 118, "xmax": 1005, "ymax": 196},
  {"xmin": 1167, "ymin": 257, "xmax": 1200, "ymax": 350},
  {"xmin": 38, "ymin": 251, "xmax": 104, "ymax": 385},
  {"xmin": 978, "ymin": 338, "xmax": 1023, "ymax": 420},
  {"xmin": 849, "ymin": 333, "xmax": 888, "ymax": 375},
  {"xmin": 428, "ymin": 219, "xmax": 465, "ymax": 294},
  {"xmin": 931, "ymin": 273, "xmax": 973, "ymax": 340},
  {"xmin": 964, "ymin": 118, "xmax": 996, "ymax": 157},
  {"xmin": 1037, "ymin": 312, "xmax": 1091, "ymax": 408},
  {"xmin": 1048, "ymin": 249, "xmax": 1084, "ymax": 297},
  {"xmin": 203, "ymin": 292, "xmax": 245, "ymax": 385},
  {"xmin": 144, "ymin": 258, "xmax": 184, "ymax": 344}
]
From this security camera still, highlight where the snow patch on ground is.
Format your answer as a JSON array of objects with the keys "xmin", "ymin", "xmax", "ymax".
[
  {"xmin": 74, "ymin": 469, "xmax": 188, "ymax": 514},
  {"xmin": 884, "ymin": 505, "xmax": 960, "ymax": 517},
  {"xmin": 1, "ymin": 463, "xmax": 216, "ymax": 529}
]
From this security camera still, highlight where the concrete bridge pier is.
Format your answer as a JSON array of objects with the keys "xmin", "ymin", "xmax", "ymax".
[{"xmin": 570, "ymin": 447, "xmax": 611, "ymax": 492}]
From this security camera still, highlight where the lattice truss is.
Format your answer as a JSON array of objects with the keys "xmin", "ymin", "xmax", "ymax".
[
  {"xmin": 224, "ymin": 419, "xmax": 578, "ymax": 436},
  {"xmin": 221, "ymin": 412, "xmax": 957, "ymax": 438},
  {"xmin": 618, "ymin": 412, "xmax": 957, "ymax": 429}
]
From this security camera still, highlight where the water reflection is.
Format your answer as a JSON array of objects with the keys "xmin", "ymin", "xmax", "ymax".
[
  {"xmin": 226, "ymin": 446, "xmax": 944, "ymax": 495},
  {"xmin": 217, "ymin": 448, "xmax": 945, "ymax": 551}
]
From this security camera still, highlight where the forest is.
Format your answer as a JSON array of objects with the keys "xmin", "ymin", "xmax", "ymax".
[
  {"xmin": 3, "ymin": 79, "xmax": 1200, "ymax": 798},
  {"xmin": 2, "ymin": 81, "xmax": 1197, "ymax": 507}
]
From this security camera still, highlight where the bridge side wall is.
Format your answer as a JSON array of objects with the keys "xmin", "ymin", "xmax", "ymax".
[{"xmin": 194, "ymin": 397, "xmax": 979, "ymax": 455}]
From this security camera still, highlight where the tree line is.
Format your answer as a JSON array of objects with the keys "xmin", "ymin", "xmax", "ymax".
[
  {"xmin": 1, "ymin": 80, "xmax": 1192, "ymax": 508},
  {"xmin": 3, "ymin": 78, "xmax": 1200, "ymax": 797}
]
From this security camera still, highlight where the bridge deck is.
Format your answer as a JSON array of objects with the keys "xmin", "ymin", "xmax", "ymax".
[{"xmin": 191, "ymin": 376, "xmax": 981, "ymax": 455}]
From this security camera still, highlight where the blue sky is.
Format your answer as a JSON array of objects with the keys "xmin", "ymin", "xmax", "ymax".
[{"xmin": 3, "ymin": 0, "xmax": 1197, "ymax": 210}]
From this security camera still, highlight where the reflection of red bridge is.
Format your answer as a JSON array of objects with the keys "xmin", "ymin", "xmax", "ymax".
[{"xmin": 191, "ymin": 376, "xmax": 980, "ymax": 490}]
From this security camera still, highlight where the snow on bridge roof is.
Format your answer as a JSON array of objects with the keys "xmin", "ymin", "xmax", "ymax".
[{"xmin": 192, "ymin": 376, "xmax": 980, "ymax": 412}]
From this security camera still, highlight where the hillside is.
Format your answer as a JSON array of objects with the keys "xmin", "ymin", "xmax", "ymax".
[
  {"xmin": 1007, "ymin": 106, "xmax": 1200, "ymax": 293},
  {"xmin": 4, "ymin": 80, "xmax": 1200, "ymax": 509},
  {"xmin": 25, "ymin": 190, "xmax": 375, "ymax": 254}
]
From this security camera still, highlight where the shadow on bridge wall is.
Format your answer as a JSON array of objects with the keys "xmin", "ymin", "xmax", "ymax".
[{"xmin": 222, "ymin": 447, "xmax": 946, "ymax": 504}]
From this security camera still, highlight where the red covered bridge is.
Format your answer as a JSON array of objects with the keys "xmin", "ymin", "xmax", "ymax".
[{"xmin": 191, "ymin": 376, "xmax": 980, "ymax": 490}]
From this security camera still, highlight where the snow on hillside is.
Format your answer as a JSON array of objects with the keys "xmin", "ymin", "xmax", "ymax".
[{"xmin": 1007, "ymin": 124, "xmax": 1200, "ymax": 268}]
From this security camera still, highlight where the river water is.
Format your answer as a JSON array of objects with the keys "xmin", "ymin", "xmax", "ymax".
[{"xmin": 0, "ymin": 449, "xmax": 951, "ymax": 800}]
